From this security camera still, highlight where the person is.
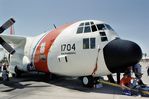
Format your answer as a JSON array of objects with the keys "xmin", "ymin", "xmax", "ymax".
[
  {"xmin": 124, "ymin": 66, "xmax": 132, "ymax": 76},
  {"xmin": 2, "ymin": 64, "xmax": 9, "ymax": 81},
  {"xmin": 0, "ymin": 63, "xmax": 2, "ymax": 72},
  {"xmin": 120, "ymin": 73, "xmax": 134, "ymax": 88},
  {"xmin": 120, "ymin": 73, "xmax": 134, "ymax": 96},
  {"xmin": 147, "ymin": 66, "xmax": 149, "ymax": 76},
  {"xmin": 133, "ymin": 63, "xmax": 145, "ymax": 86}
]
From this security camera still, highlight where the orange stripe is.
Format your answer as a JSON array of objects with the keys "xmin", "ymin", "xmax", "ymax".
[{"xmin": 33, "ymin": 24, "xmax": 71, "ymax": 73}]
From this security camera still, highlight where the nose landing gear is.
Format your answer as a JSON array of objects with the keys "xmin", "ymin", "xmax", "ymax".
[
  {"xmin": 81, "ymin": 76, "xmax": 94, "ymax": 87},
  {"xmin": 81, "ymin": 76, "xmax": 101, "ymax": 88}
]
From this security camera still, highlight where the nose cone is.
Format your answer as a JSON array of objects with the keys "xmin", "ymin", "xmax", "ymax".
[{"xmin": 103, "ymin": 39, "xmax": 142, "ymax": 73}]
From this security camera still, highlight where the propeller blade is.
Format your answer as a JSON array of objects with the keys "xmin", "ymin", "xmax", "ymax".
[
  {"xmin": 0, "ymin": 18, "xmax": 15, "ymax": 33},
  {"xmin": 0, "ymin": 37, "xmax": 15, "ymax": 54}
]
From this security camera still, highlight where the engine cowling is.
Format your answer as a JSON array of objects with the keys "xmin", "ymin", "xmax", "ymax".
[{"xmin": 22, "ymin": 56, "xmax": 31, "ymax": 71}]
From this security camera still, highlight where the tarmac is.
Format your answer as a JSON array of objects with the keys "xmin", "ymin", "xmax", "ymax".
[{"xmin": 0, "ymin": 62, "xmax": 148, "ymax": 99}]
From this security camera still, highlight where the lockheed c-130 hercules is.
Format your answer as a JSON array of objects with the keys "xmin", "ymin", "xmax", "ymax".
[{"xmin": 0, "ymin": 18, "xmax": 142, "ymax": 87}]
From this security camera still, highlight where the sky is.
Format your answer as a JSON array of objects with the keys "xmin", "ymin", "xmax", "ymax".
[{"xmin": 0, "ymin": 0, "xmax": 149, "ymax": 56}]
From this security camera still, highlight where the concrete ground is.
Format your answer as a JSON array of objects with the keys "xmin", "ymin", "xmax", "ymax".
[{"xmin": 0, "ymin": 61, "xmax": 148, "ymax": 99}]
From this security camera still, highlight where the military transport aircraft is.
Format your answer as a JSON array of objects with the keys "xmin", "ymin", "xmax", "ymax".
[{"xmin": 0, "ymin": 18, "xmax": 142, "ymax": 87}]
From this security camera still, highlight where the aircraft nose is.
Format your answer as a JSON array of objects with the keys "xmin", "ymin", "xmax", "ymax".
[{"xmin": 103, "ymin": 38, "xmax": 142, "ymax": 73}]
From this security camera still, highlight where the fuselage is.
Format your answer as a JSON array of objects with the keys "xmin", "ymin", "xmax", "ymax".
[
  {"xmin": 23, "ymin": 20, "xmax": 118, "ymax": 77},
  {"xmin": 9, "ymin": 20, "xmax": 142, "ymax": 77}
]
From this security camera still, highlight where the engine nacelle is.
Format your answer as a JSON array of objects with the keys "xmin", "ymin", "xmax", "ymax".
[
  {"xmin": 8, "ymin": 55, "xmax": 32, "ymax": 76},
  {"xmin": 9, "ymin": 55, "xmax": 31, "ymax": 72},
  {"xmin": 22, "ymin": 56, "xmax": 32, "ymax": 71}
]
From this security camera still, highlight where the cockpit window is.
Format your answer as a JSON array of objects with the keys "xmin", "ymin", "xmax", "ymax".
[
  {"xmin": 79, "ymin": 23, "xmax": 84, "ymax": 26},
  {"xmin": 77, "ymin": 22, "xmax": 93, "ymax": 34},
  {"xmin": 105, "ymin": 24, "xmax": 114, "ymax": 31},
  {"xmin": 100, "ymin": 32, "xmax": 106, "ymax": 36},
  {"xmin": 77, "ymin": 22, "xmax": 114, "ymax": 34},
  {"xmin": 101, "ymin": 37, "xmax": 108, "ymax": 42},
  {"xmin": 100, "ymin": 31, "xmax": 108, "ymax": 42},
  {"xmin": 85, "ymin": 22, "xmax": 90, "ymax": 26},
  {"xmin": 96, "ymin": 24, "xmax": 106, "ymax": 30},
  {"xmin": 77, "ymin": 27, "xmax": 83, "ymax": 33},
  {"xmin": 90, "ymin": 38, "xmax": 96, "ymax": 49},
  {"xmin": 83, "ymin": 38, "xmax": 89, "ymax": 49},
  {"xmin": 96, "ymin": 24, "xmax": 114, "ymax": 31},
  {"xmin": 84, "ymin": 26, "xmax": 91, "ymax": 33},
  {"xmin": 90, "ymin": 22, "xmax": 94, "ymax": 25},
  {"xmin": 91, "ymin": 25, "xmax": 97, "ymax": 32}
]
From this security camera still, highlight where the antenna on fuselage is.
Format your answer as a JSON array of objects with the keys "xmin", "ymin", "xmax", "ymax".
[{"xmin": 53, "ymin": 24, "xmax": 56, "ymax": 29}]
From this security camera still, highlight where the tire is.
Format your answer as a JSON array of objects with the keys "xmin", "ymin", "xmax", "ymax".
[{"xmin": 82, "ymin": 76, "xmax": 94, "ymax": 88}]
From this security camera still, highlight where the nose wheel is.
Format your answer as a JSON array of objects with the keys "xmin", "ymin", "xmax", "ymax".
[{"xmin": 81, "ymin": 76, "xmax": 94, "ymax": 87}]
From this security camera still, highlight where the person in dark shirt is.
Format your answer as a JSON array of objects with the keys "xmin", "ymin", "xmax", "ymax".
[
  {"xmin": 133, "ymin": 63, "xmax": 145, "ymax": 86},
  {"xmin": 2, "ymin": 64, "xmax": 9, "ymax": 81}
]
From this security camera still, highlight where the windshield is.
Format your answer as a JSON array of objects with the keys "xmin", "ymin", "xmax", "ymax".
[{"xmin": 76, "ymin": 22, "xmax": 115, "ymax": 34}]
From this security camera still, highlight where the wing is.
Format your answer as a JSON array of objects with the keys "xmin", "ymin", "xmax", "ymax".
[
  {"xmin": 0, "ymin": 34, "xmax": 26, "ymax": 45},
  {"xmin": 0, "ymin": 47, "xmax": 3, "ymax": 51},
  {"xmin": 0, "ymin": 34, "xmax": 27, "ymax": 52}
]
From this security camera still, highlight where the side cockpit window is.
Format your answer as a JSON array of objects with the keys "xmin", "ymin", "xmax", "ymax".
[
  {"xmin": 83, "ymin": 38, "xmax": 89, "ymax": 49},
  {"xmin": 100, "ymin": 32, "xmax": 108, "ymax": 42},
  {"xmin": 99, "ymin": 32, "xmax": 106, "ymax": 36},
  {"xmin": 96, "ymin": 24, "xmax": 114, "ymax": 31},
  {"xmin": 90, "ymin": 38, "xmax": 96, "ymax": 49},
  {"xmin": 96, "ymin": 24, "xmax": 106, "ymax": 30},
  {"xmin": 83, "ymin": 38, "xmax": 96, "ymax": 49},
  {"xmin": 105, "ymin": 24, "xmax": 114, "ymax": 31}
]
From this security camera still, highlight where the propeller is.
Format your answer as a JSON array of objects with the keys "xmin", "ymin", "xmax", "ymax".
[{"xmin": 0, "ymin": 18, "xmax": 16, "ymax": 54}]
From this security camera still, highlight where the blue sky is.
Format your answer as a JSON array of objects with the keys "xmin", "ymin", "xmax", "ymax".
[{"xmin": 0, "ymin": 0, "xmax": 149, "ymax": 55}]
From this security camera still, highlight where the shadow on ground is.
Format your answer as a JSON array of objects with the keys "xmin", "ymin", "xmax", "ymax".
[
  {"xmin": 0, "ymin": 72, "xmax": 148, "ymax": 97},
  {"xmin": 0, "ymin": 73, "xmax": 122, "ymax": 95}
]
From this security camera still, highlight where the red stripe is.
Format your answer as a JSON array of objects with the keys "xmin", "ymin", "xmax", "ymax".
[{"xmin": 33, "ymin": 24, "xmax": 71, "ymax": 73}]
